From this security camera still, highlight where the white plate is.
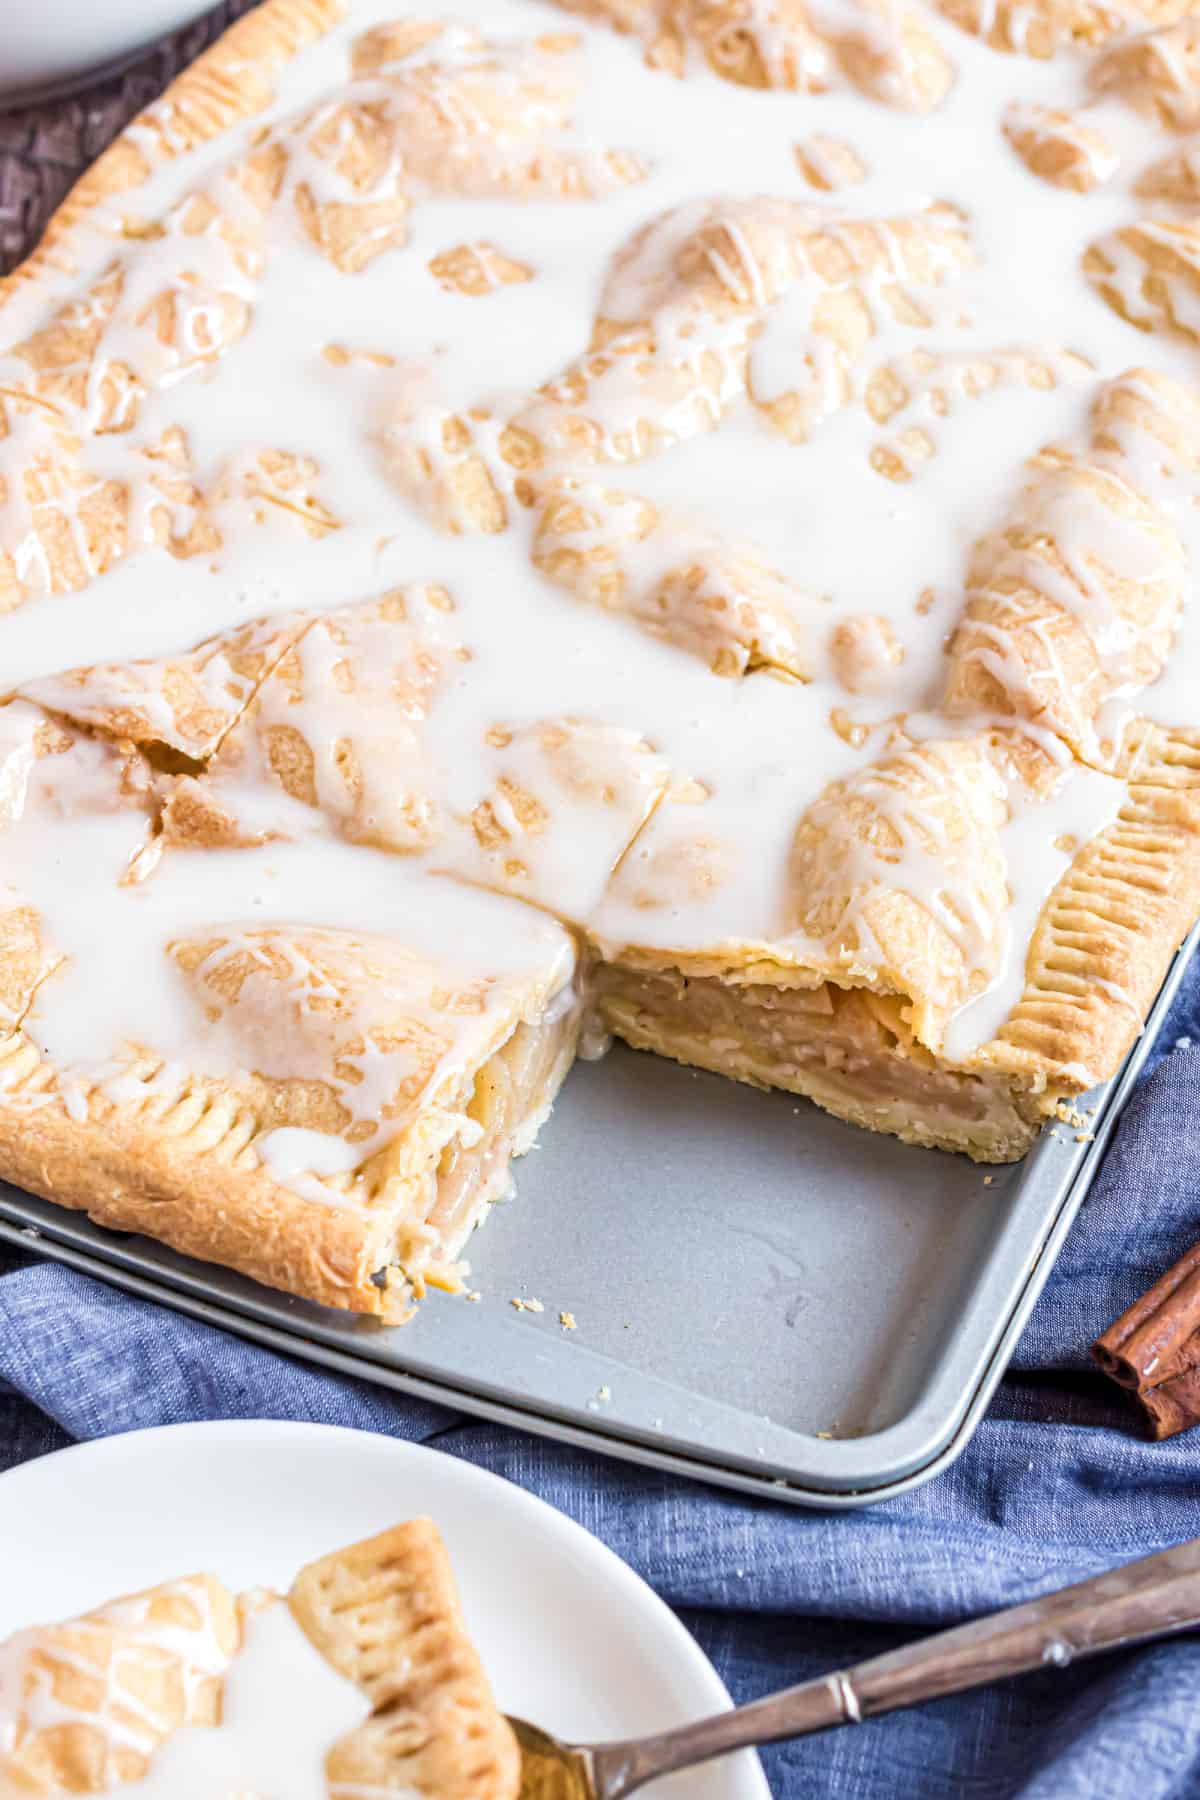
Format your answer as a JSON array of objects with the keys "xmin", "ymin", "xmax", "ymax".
[
  {"xmin": 0, "ymin": 1419, "xmax": 768, "ymax": 1799},
  {"xmin": 0, "ymin": 1, "xmax": 212, "ymax": 103}
]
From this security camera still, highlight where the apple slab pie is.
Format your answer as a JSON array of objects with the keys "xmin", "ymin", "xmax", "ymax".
[
  {"xmin": 0, "ymin": 1517, "xmax": 520, "ymax": 1797},
  {"xmin": 0, "ymin": 0, "xmax": 1198, "ymax": 1320}
]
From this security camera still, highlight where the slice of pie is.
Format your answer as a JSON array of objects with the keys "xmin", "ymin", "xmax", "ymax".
[
  {"xmin": 0, "ymin": 692, "xmax": 580, "ymax": 1318},
  {"xmin": 0, "ymin": 1518, "xmax": 520, "ymax": 1798},
  {"xmin": 590, "ymin": 728, "xmax": 1200, "ymax": 1160},
  {"xmin": 0, "ymin": 0, "xmax": 1198, "ymax": 1317}
]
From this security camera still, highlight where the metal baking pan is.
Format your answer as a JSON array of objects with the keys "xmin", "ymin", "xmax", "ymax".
[{"xmin": 2, "ymin": 926, "xmax": 1196, "ymax": 1509}]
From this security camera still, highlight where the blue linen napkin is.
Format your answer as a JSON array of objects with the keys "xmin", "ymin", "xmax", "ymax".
[{"xmin": 1, "ymin": 965, "xmax": 1199, "ymax": 1799}]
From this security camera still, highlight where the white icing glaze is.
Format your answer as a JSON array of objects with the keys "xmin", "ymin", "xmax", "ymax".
[
  {"xmin": 0, "ymin": 1583, "xmax": 426, "ymax": 1797},
  {"xmin": 17, "ymin": 834, "xmax": 576, "ymax": 1169},
  {"xmin": 943, "ymin": 760, "xmax": 1125, "ymax": 1057},
  {"xmin": 0, "ymin": 0, "xmax": 1195, "ymax": 1186},
  {"xmin": 90, "ymin": 1581, "xmax": 233, "ymax": 1687},
  {"xmin": 96, "ymin": 1602, "xmax": 374, "ymax": 1798},
  {"xmin": 0, "ymin": 1576, "xmax": 234, "ymax": 1778},
  {"xmin": 0, "ymin": 1599, "xmax": 379, "ymax": 1794}
]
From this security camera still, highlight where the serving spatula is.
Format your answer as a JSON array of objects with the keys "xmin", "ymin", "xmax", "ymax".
[{"xmin": 508, "ymin": 1534, "xmax": 1200, "ymax": 1798}]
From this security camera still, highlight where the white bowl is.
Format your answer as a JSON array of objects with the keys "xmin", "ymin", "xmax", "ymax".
[{"xmin": 0, "ymin": 0, "xmax": 215, "ymax": 105}]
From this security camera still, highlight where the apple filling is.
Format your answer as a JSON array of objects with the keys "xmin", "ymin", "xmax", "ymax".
[
  {"xmin": 392, "ymin": 995, "xmax": 583, "ymax": 1292},
  {"xmin": 589, "ymin": 963, "xmax": 1045, "ymax": 1162}
]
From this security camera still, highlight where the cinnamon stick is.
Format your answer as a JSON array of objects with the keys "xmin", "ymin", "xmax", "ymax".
[
  {"xmin": 1093, "ymin": 1240, "xmax": 1200, "ymax": 1439},
  {"xmin": 1139, "ymin": 1367, "xmax": 1200, "ymax": 1441}
]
